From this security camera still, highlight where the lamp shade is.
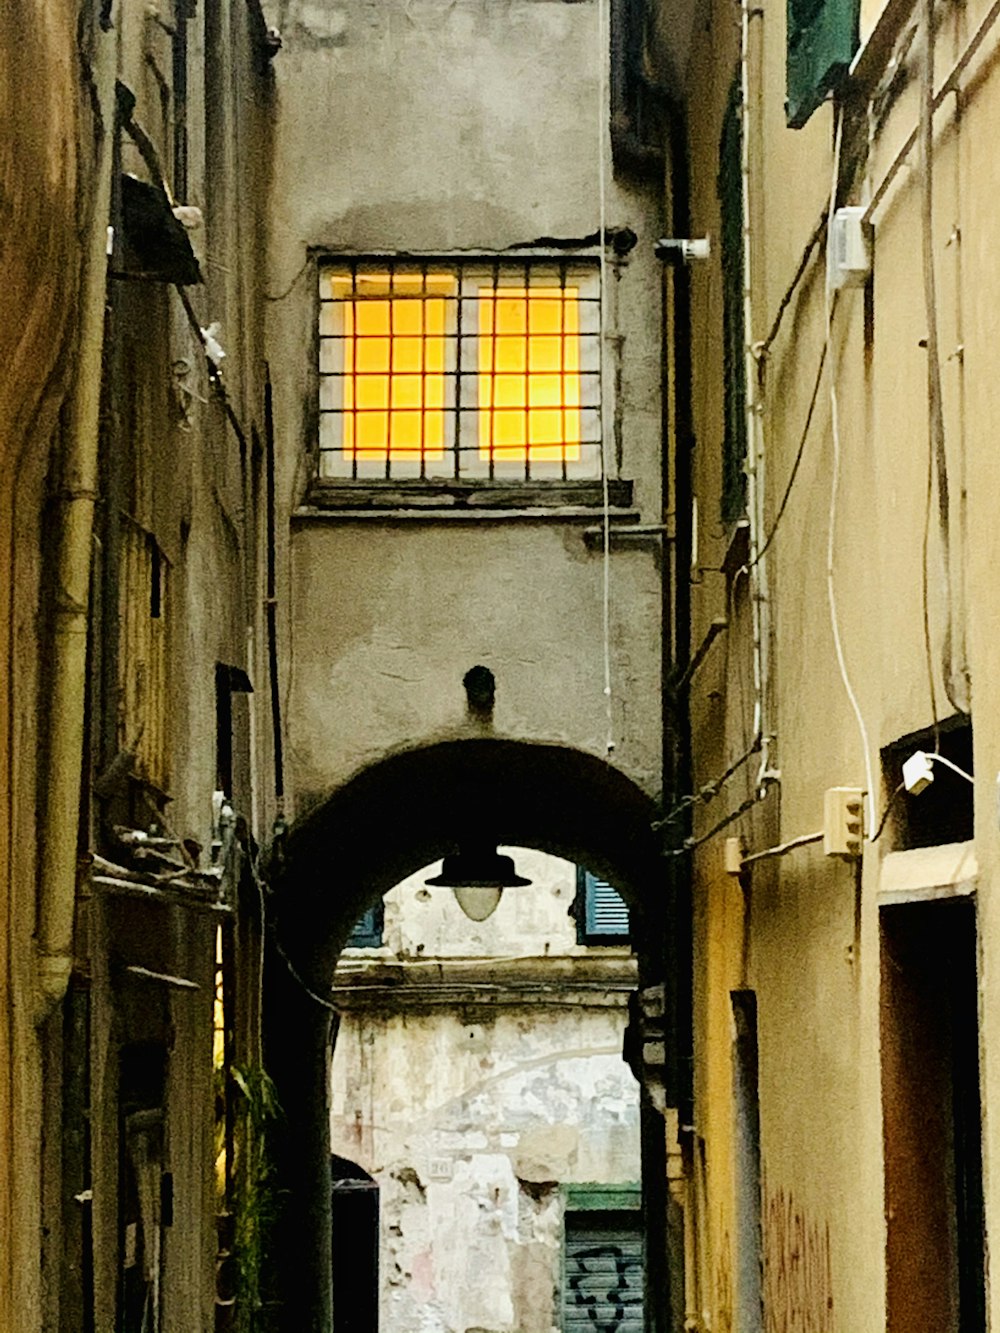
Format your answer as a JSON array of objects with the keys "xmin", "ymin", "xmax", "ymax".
[{"xmin": 426, "ymin": 845, "xmax": 530, "ymax": 921}]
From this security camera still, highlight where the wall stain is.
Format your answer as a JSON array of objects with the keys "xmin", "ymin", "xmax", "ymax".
[
  {"xmin": 714, "ymin": 1225, "xmax": 732, "ymax": 1333},
  {"xmin": 763, "ymin": 1187, "xmax": 834, "ymax": 1333}
]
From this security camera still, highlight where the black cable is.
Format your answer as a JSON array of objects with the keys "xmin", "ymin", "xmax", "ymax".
[
  {"xmin": 751, "ymin": 294, "xmax": 837, "ymax": 569},
  {"xmin": 666, "ymin": 781, "xmax": 776, "ymax": 857},
  {"xmin": 653, "ymin": 735, "xmax": 762, "ymax": 830},
  {"xmin": 870, "ymin": 781, "xmax": 905, "ymax": 844}
]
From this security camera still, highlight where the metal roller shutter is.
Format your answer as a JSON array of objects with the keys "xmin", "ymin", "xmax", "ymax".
[{"xmin": 563, "ymin": 1215, "xmax": 644, "ymax": 1333}]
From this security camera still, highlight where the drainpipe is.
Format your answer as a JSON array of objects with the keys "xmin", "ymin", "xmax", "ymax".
[
  {"xmin": 664, "ymin": 92, "xmax": 695, "ymax": 1142},
  {"xmin": 35, "ymin": 1, "xmax": 119, "ymax": 1023}
]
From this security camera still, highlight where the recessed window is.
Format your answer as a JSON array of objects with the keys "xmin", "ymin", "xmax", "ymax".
[
  {"xmin": 318, "ymin": 260, "xmax": 601, "ymax": 482},
  {"xmin": 881, "ymin": 717, "xmax": 973, "ymax": 850}
]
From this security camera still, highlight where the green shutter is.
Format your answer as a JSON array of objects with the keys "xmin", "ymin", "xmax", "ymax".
[
  {"xmin": 786, "ymin": 0, "xmax": 860, "ymax": 129},
  {"xmin": 717, "ymin": 77, "xmax": 747, "ymax": 525}
]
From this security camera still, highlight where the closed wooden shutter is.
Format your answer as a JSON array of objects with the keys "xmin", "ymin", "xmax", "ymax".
[
  {"xmin": 786, "ymin": 0, "xmax": 860, "ymax": 129},
  {"xmin": 563, "ymin": 1214, "xmax": 644, "ymax": 1333},
  {"xmin": 118, "ymin": 518, "xmax": 170, "ymax": 792}
]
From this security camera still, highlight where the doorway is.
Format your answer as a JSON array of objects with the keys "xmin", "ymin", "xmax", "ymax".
[{"xmin": 880, "ymin": 898, "xmax": 985, "ymax": 1333}]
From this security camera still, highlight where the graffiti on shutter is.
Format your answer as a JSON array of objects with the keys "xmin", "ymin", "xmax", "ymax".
[{"xmin": 564, "ymin": 1221, "xmax": 644, "ymax": 1333}]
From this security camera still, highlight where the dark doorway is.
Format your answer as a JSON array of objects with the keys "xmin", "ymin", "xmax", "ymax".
[
  {"xmin": 731, "ymin": 990, "xmax": 763, "ymax": 1333},
  {"xmin": 331, "ymin": 1155, "xmax": 379, "ymax": 1333},
  {"xmin": 881, "ymin": 898, "xmax": 985, "ymax": 1333}
]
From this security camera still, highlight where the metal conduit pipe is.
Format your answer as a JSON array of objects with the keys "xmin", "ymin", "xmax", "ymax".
[{"xmin": 35, "ymin": 1, "xmax": 120, "ymax": 1022}]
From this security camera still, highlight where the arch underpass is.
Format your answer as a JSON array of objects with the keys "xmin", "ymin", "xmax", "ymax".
[{"xmin": 262, "ymin": 737, "xmax": 675, "ymax": 1332}]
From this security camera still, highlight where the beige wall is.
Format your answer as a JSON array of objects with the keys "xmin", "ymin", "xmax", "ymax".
[{"xmin": 679, "ymin": 1, "xmax": 1000, "ymax": 1330}]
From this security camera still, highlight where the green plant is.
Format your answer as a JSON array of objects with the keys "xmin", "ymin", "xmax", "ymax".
[{"xmin": 231, "ymin": 1065, "xmax": 281, "ymax": 1333}]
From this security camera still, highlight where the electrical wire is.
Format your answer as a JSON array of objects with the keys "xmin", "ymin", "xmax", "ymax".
[
  {"xmin": 597, "ymin": 0, "xmax": 614, "ymax": 757},
  {"xmin": 919, "ymin": 0, "xmax": 968, "ymax": 720},
  {"xmin": 750, "ymin": 303, "xmax": 834, "ymax": 569},
  {"xmin": 921, "ymin": 384, "xmax": 940, "ymax": 751},
  {"xmin": 271, "ymin": 925, "xmax": 341, "ymax": 1015},
  {"xmin": 652, "ymin": 736, "xmax": 762, "ymax": 830},
  {"xmin": 666, "ymin": 779, "xmax": 777, "ymax": 857},
  {"xmin": 740, "ymin": 0, "xmax": 768, "ymax": 786},
  {"xmin": 740, "ymin": 830, "xmax": 823, "ymax": 867},
  {"xmin": 870, "ymin": 780, "xmax": 906, "ymax": 844},
  {"xmin": 825, "ymin": 109, "xmax": 877, "ymax": 840},
  {"xmin": 926, "ymin": 752, "xmax": 974, "ymax": 784}
]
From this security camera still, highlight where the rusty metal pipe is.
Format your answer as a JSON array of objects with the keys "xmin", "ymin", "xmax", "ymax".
[{"xmin": 35, "ymin": 1, "xmax": 119, "ymax": 1022}]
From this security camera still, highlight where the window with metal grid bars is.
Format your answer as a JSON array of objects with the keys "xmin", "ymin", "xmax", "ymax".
[{"xmin": 318, "ymin": 259, "xmax": 602, "ymax": 482}]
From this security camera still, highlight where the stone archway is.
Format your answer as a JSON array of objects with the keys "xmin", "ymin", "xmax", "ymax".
[{"xmin": 262, "ymin": 738, "xmax": 669, "ymax": 1332}]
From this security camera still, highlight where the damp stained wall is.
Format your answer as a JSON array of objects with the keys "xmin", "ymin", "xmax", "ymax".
[
  {"xmin": 329, "ymin": 849, "xmax": 641, "ymax": 1333},
  {"xmin": 262, "ymin": 0, "xmax": 666, "ymax": 813}
]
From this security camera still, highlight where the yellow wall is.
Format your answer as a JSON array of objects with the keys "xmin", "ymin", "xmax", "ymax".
[{"xmin": 679, "ymin": 0, "xmax": 1000, "ymax": 1328}]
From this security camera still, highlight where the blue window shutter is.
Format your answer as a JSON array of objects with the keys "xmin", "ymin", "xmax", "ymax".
[
  {"xmin": 578, "ymin": 869, "xmax": 630, "ymax": 942},
  {"xmin": 347, "ymin": 902, "xmax": 383, "ymax": 949},
  {"xmin": 786, "ymin": 0, "xmax": 859, "ymax": 129}
]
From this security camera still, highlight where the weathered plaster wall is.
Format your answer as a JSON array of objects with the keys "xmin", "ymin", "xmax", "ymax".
[
  {"xmin": 330, "ymin": 851, "xmax": 641, "ymax": 1333},
  {"xmin": 263, "ymin": 0, "xmax": 666, "ymax": 816},
  {"xmin": 681, "ymin": 1, "xmax": 1000, "ymax": 1330},
  {"xmin": 288, "ymin": 522, "xmax": 663, "ymax": 805},
  {"xmin": 0, "ymin": 3, "xmax": 81, "ymax": 1327}
]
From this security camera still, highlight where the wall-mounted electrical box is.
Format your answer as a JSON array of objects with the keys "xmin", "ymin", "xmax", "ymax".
[
  {"xmin": 827, "ymin": 207, "xmax": 872, "ymax": 290},
  {"xmin": 824, "ymin": 786, "xmax": 865, "ymax": 859}
]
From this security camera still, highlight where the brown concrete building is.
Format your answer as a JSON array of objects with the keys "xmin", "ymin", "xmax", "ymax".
[
  {"xmin": 2, "ymin": 2, "xmax": 275, "ymax": 1329},
  {"xmin": 8, "ymin": 0, "xmax": 1000, "ymax": 1330}
]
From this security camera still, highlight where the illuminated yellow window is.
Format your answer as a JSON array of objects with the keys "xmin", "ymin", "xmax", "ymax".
[
  {"xmin": 478, "ymin": 287, "xmax": 581, "ymax": 464},
  {"xmin": 318, "ymin": 261, "xmax": 601, "ymax": 480},
  {"xmin": 327, "ymin": 271, "xmax": 454, "ymax": 470}
]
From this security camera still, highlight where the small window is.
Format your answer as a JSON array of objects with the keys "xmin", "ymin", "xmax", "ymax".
[
  {"xmin": 346, "ymin": 901, "xmax": 384, "ymax": 949},
  {"xmin": 318, "ymin": 259, "xmax": 602, "ymax": 482},
  {"xmin": 881, "ymin": 717, "xmax": 973, "ymax": 850},
  {"xmin": 576, "ymin": 868, "xmax": 630, "ymax": 944}
]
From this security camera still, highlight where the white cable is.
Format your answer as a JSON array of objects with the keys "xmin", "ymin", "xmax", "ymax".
[
  {"xmin": 825, "ymin": 110, "xmax": 876, "ymax": 838},
  {"xmin": 597, "ymin": 0, "xmax": 614, "ymax": 756},
  {"xmin": 927, "ymin": 752, "xmax": 974, "ymax": 784},
  {"xmin": 740, "ymin": 0, "xmax": 771, "ymax": 791}
]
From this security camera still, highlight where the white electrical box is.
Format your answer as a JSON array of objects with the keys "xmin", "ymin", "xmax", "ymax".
[
  {"xmin": 828, "ymin": 207, "xmax": 872, "ymax": 290},
  {"xmin": 902, "ymin": 750, "xmax": 935, "ymax": 795}
]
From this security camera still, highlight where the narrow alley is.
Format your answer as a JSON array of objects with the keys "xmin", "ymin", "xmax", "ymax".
[{"xmin": 3, "ymin": 0, "xmax": 999, "ymax": 1330}]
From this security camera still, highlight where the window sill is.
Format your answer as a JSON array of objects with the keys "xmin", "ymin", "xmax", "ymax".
[
  {"xmin": 878, "ymin": 841, "xmax": 977, "ymax": 905},
  {"xmin": 297, "ymin": 477, "xmax": 633, "ymax": 517}
]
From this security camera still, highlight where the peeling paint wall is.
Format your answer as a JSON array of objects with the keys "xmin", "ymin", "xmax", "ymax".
[{"xmin": 330, "ymin": 850, "xmax": 641, "ymax": 1333}]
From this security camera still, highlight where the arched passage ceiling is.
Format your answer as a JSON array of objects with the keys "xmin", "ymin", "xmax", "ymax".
[{"xmin": 268, "ymin": 738, "xmax": 664, "ymax": 973}]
